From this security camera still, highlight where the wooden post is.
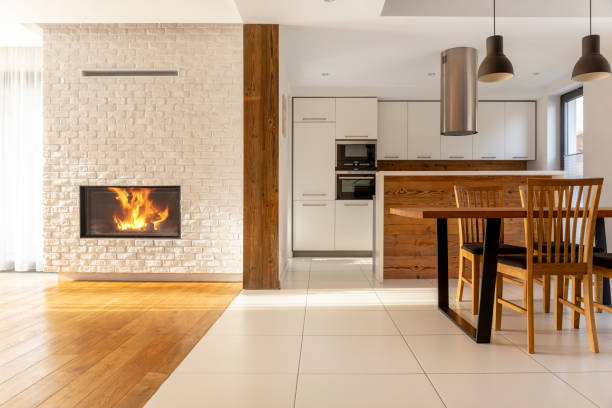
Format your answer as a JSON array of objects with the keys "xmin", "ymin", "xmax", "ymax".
[{"xmin": 243, "ymin": 25, "xmax": 280, "ymax": 289}]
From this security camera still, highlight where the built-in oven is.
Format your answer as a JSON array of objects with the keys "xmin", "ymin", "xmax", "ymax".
[
  {"xmin": 336, "ymin": 171, "xmax": 376, "ymax": 200},
  {"xmin": 336, "ymin": 140, "xmax": 376, "ymax": 171}
]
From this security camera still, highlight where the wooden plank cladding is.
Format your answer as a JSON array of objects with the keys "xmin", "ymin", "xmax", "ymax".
[
  {"xmin": 383, "ymin": 175, "xmax": 552, "ymax": 279},
  {"xmin": 243, "ymin": 25, "xmax": 280, "ymax": 290},
  {"xmin": 377, "ymin": 160, "xmax": 527, "ymax": 172}
]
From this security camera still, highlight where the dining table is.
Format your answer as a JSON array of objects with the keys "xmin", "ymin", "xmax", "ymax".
[{"xmin": 389, "ymin": 206, "xmax": 612, "ymax": 344}]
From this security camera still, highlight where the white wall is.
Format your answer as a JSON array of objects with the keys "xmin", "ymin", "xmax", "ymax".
[
  {"xmin": 584, "ymin": 78, "xmax": 612, "ymax": 247},
  {"xmin": 528, "ymin": 94, "xmax": 560, "ymax": 171},
  {"xmin": 278, "ymin": 25, "xmax": 293, "ymax": 279}
]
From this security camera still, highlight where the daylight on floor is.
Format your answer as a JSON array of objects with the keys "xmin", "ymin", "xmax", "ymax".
[{"xmin": 2, "ymin": 0, "xmax": 612, "ymax": 407}]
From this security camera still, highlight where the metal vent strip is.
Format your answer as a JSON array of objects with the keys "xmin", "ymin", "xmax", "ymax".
[{"xmin": 81, "ymin": 70, "xmax": 179, "ymax": 77}]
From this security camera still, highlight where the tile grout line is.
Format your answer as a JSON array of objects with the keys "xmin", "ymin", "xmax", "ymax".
[
  {"xmin": 292, "ymin": 258, "xmax": 311, "ymax": 408},
  {"xmin": 372, "ymin": 277, "xmax": 449, "ymax": 408},
  {"xmin": 499, "ymin": 330, "xmax": 602, "ymax": 407}
]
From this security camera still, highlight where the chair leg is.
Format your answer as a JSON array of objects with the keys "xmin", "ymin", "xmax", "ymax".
[
  {"xmin": 554, "ymin": 275, "xmax": 563, "ymax": 330},
  {"xmin": 456, "ymin": 255, "xmax": 465, "ymax": 302},
  {"xmin": 523, "ymin": 283, "xmax": 527, "ymax": 307},
  {"xmin": 542, "ymin": 275, "xmax": 551, "ymax": 314},
  {"xmin": 494, "ymin": 272, "xmax": 503, "ymax": 331},
  {"xmin": 526, "ymin": 276, "xmax": 535, "ymax": 354},
  {"xmin": 594, "ymin": 274, "xmax": 603, "ymax": 313},
  {"xmin": 571, "ymin": 277, "xmax": 581, "ymax": 329},
  {"xmin": 472, "ymin": 258, "xmax": 481, "ymax": 315},
  {"xmin": 582, "ymin": 274, "xmax": 599, "ymax": 353},
  {"xmin": 563, "ymin": 276, "xmax": 569, "ymax": 300}
]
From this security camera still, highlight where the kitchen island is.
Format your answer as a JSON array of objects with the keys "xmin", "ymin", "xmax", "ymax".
[{"xmin": 373, "ymin": 170, "xmax": 565, "ymax": 281}]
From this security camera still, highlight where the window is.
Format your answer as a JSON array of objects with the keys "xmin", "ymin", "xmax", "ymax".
[{"xmin": 561, "ymin": 88, "xmax": 584, "ymax": 178}]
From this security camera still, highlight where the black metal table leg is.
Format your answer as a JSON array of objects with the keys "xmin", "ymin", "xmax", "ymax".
[
  {"xmin": 595, "ymin": 218, "xmax": 611, "ymax": 306},
  {"xmin": 437, "ymin": 218, "xmax": 501, "ymax": 342},
  {"xmin": 476, "ymin": 218, "xmax": 501, "ymax": 343}
]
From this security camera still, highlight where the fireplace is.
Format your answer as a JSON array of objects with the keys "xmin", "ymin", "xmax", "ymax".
[{"xmin": 80, "ymin": 186, "xmax": 181, "ymax": 238}]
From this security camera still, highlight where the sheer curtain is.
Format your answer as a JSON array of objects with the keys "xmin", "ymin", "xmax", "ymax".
[{"xmin": 0, "ymin": 47, "xmax": 43, "ymax": 271}]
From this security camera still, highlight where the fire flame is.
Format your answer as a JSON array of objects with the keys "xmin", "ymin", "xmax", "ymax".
[{"xmin": 108, "ymin": 187, "xmax": 169, "ymax": 231}]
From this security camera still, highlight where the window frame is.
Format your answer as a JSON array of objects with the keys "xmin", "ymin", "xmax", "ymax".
[{"xmin": 560, "ymin": 87, "xmax": 584, "ymax": 170}]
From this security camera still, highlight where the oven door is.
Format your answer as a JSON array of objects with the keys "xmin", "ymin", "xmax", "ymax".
[
  {"xmin": 336, "ymin": 141, "xmax": 376, "ymax": 170},
  {"xmin": 336, "ymin": 174, "xmax": 376, "ymax": 200}
]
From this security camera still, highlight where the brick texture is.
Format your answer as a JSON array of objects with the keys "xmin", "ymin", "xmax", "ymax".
[{"xmin": 42, "ymin": 24, "xmax": 243, "ymax": 275}]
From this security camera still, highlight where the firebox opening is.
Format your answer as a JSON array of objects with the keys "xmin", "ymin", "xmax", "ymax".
[{"xmin": 80, "ymin": 186, "xmax": 181, "ymax": 238}]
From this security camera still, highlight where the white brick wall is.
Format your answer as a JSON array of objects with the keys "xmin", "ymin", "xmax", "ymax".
[{"xmin": 42, "ymin": 24, "xmax": 243, "ymax": 276}]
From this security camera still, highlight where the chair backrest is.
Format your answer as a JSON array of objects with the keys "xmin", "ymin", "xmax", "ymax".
[
  {"xmin": 523, "ymin": 178, "xmax": 603, "ymax": 271},
  {"xmin": 454, "ymin": 185, "xmax": 505, "ymax": 246}
]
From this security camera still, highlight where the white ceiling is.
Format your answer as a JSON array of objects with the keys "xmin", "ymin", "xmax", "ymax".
[
  {"xmin": 2, "ymin": 0, "xmax": 612, "ymax": 96},
  {"xmin": 0, "ymin": 0, "xmax": 242, "ymax": 23}
]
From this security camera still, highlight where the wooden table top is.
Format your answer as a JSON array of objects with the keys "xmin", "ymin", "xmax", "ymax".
[{"xmin": 389, "ymin": 207, "xmax": 612, "ymax": 219}]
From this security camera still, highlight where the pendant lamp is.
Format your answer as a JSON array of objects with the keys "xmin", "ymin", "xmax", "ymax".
[
  {"xmin": 572, "ymin": 0, "xmax": 611, "ymax": 82},
  {"xmin": 478, "ymin": 0, "xmax": 514, "ymax": 82}
]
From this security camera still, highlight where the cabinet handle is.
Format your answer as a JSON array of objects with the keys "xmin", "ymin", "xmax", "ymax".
[
  {"xmin": 302, "ymin": 203, "xmax": 327, "ymax": 207},
  {"xmin": 344, "ymin": 203, "xmax": 369, "ymax": 206},
  {"xmin": 512, "ymin": 156, "xmax": 528, "ymax": 159},
  {"xmin": 302, "ymin": 117, "xmax": 327, "ymax": 121},
  {"xmin": 303, "ymin": 193, "xmax": 326, "ymax": 197},
  {"xmin": 449, "ymin": 156, "xmax": 465, "ymax": 159},
  {"xmin": 338, "ymin": 176, "xmax": 375, "ymax": 180},
  {"xmin": 481, "ymin": 156, "xmax": 496, "ymax": 159},
  {"xmin": 416, "ymin": 155, "xmax": 432, "ymax": 159},
  {"xmin": 344, "ymin": 135, "xmax": 369, "ymax": 138},
  {"xmin": 383, "ymin": 155, "xmax": 400, "ymax": 159}
]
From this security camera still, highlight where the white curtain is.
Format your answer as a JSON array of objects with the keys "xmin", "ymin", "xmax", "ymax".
[{"xmin": 0, "ymin": 47, "xmax": 43, "ymax": 271}]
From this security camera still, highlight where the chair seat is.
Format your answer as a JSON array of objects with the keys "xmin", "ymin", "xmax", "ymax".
[
  {"xmin": 593, "ymin": 253, "xmax": 612, "ymax": 269},
  {"xmin": 498, "ymin": 254, "xmax": 592, "ymax": 270},
  {"xmin": 533, "ymin": 243, "xmax": 604, "ymax": 254},
  {"xmin": 461, "ymin": 243, "xmax": 526, "ymax": 256}
]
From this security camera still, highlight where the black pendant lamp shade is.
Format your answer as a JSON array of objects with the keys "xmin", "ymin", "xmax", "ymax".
[
  {"xmin": 478, "ymin": 35, "xmax": 514, "ymax": 82},
  {"xmin": 478, "ymin": 0, "xmax": 514, "ymax": 83},
  {"xmin": 571, "ymin": 0, "xmax": 612, "ymax": 82}
]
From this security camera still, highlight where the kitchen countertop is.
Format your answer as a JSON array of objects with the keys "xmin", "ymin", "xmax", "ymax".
[{"xmin": 376, "ymin": 170, "xmax": 566, "ymax": 177}]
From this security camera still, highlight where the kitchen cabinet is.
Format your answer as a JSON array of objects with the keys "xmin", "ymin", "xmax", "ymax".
[
  {"xmin": 293, "ymin": 201, "xmax": 335, "ymax": 250},
  {"xmin": 335, "ymin": 201, "xmax": 373, "ymax": 250},
  {"xmin": 378, "ymin": 102, "xmax": 407, "ymax": 160},
  {"xmin": 505, "ymin": 102, "xmax": 536, "ymax": 160},
  {"xmin": 293, "ymin": 98, "xmax": 335, "ymax": 122},
  {"xmin": 293, "ymin": 122, "xmax": 335, "ymax": 200},
  {"xmin": 441, "ymin": 135, "xmax": 473, "ymax": 160},
  {"xmin": 336, "ymin": 98, "xmax": 378, "ymax": 140},
  {"xmin": 407, "ymin": 102, "xmax": 441, "ymax": 160},
  {"xmin": 473, "ymin": 102, "xmax": 505, "ymax": 160}
]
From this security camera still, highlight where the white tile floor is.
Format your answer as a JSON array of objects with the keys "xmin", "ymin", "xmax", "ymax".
[{"xmin": 146, "ymin": 258, "xmax": 612, "ymax": 408}]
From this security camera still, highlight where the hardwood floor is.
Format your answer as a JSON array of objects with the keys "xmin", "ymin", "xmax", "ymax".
[{"xmin": 0, "ymin": 273, "xmax": 241, "ymax": 408}]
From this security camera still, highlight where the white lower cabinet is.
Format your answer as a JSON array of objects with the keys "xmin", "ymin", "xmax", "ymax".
[
  {"xmin": 334, "ymin": 200, "xmax": 373, "ymax": 251},
  {"xmin": 293, "ymin": 201, "xmax": 335, "ymax": 251}
]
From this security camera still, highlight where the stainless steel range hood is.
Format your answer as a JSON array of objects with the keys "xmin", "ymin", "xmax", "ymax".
[{"xmin": 440, "ymin": 47, "xmax": 478, "ymax": 136}]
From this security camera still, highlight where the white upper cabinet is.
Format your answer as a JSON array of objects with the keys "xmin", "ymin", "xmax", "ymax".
[
  {"xmin": 505, "ymin": 102, "xmax": 536, "ymax": 160},
  {"xmin": 293, "ymin": 98, "xmax": 335, "ymax": 122},
  {"xmin": 335, "ymin": 98, "xmax": 378, "ymax": 139},
  {"xmin": 407, "ymin": 102, "xmax": 441, "ymax": 160},
  {"xmin": 441, "ymin": 135, "xmax": 473, "ymax": 160},
  {"xmin": 377, "ymin": 102, "xmax": 408, "ymax": 160},
  {"xmin": 293, "ymin": 122, "xmax": 335, "ymax": 200},
  {"xmin": 474, "ymin": 102, "xmax": 505, "ymax": 160}
]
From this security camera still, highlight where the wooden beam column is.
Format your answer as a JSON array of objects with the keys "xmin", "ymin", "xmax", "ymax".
[{"xmin": 243, "ymin": 24, "xmax": 280, "ymax": 289}]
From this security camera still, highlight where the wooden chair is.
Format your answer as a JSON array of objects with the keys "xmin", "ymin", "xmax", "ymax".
[
  {"xmin": 518, "ymin": 185, "xmax": 605, "ymax": 313},
  {"xmin": 454, "ymin": 185, "xmax": 526, "ymax": 314},
  {"xmin": 494, "ymin": 178, "xmax": 603, "ymax": 354},
  {"xmin": 593, "ymin": 254, "xmax": 612, "ymax": 313}
]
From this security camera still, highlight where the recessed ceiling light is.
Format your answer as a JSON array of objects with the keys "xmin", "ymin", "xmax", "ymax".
[
  {"xmin": 532, "ymin": 72, "xmax": 540, "ymax": 76},
  {"xmin": 321, "ymin": 72, "xmax": 330, "ymax": 77},
  {"xmin": 324, "ymin": 0, "xmax": 336, "ymax": 2},
  {"xmin": 427, "ymin": 72, "xmax": 436, "ymax": 76}
]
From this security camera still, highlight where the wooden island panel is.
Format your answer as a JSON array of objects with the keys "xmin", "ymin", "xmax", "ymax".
[{"xmin": 383, "ymin": 175, "xmax": 552, "ymax": 279}]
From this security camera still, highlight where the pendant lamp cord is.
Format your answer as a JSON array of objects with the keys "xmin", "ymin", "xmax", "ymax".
[
  {"xmin": 493, "ymin": 0, "xmax": 496, "ymax": 35},
  {"xmin": 589, "ymin": 0, "xmax": 592, "ymax": 35}
]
